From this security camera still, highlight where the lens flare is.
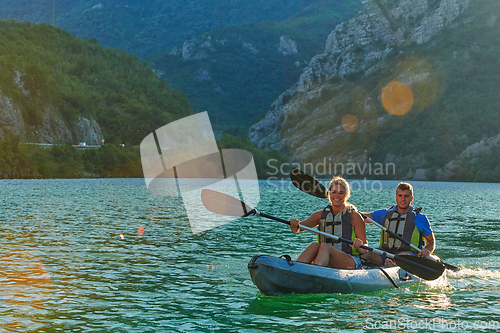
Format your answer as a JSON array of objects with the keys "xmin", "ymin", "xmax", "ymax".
[
  {"xmin": 282, "ymin": 81, "xmax": 379, "ymax": 164},
  {"xmin": 342, "ymin": 114, "xmax": 359, "ymax": 132},
  {"xmin": 137, "ymin": 225, "xmax": 145, "ymax": 237},
  {"xmin": 381, "ymin": 81, "xmax": 414, "ymax": 116}
]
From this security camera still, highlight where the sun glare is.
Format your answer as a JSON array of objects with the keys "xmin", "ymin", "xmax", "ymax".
[
  {"xmin": 381, "ymin": 81, "xmax": 414, "ymax": 116},
  {"xmin": 342, "ymin": 114, "xmax": 359, "ymax": 132},
  {"xmin": 0, "ymin": 249, "xmax": 51, "ymax": 330}
]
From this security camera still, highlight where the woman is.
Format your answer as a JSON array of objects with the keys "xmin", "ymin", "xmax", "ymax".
[{"xmin": 289, "ymin": 176, "xmax": 368, "ymax": 269}]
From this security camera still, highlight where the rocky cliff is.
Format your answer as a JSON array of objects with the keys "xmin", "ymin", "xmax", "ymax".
[
  {"xmin": 439, "ymin": 132, "xmax": 500, "ymax": 181},
  {"xmin": 248, "ymin": 0, "xmax": 471, "ymax": 165},
  {"xmin": 0, "ymin": 91, "xmax": 104, "ymax": 145}
]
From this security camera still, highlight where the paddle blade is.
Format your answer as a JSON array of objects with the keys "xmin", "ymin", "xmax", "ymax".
[
  {"xmin": 201, "ymin": 189, "xmax": 254, "ymax": 217},
  {"xmin": 290, "ymin": 168, "xmax": 328, "ymax": 199},
  {"xmin": 395, "ymin": 255, "xmax": 446, "ymax": 281},
  {"xmin": 442, "ymin": 262, "xmax": 460, "ymax": 272}
]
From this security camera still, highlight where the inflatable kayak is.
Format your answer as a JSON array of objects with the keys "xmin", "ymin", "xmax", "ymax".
[{"xmin": 248, "ymin": 255, "xmax": 422, "ymax": 295}]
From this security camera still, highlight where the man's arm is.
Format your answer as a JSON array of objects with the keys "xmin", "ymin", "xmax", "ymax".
[
  {"xmin": 361, "ymin": 212, "xmax": 373, "ymax": 224},
  {"xmin": 419, "ymin": 233, "xmax": 435, "ymax": 258}
]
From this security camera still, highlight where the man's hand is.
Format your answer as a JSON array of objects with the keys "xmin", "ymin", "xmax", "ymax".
[{"xmin": 418, "ymin": 248, "xmax": 431, "ymax": 258}]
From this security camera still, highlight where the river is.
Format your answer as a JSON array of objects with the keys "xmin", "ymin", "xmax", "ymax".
[{"xmin": 0, "ymin": 178, "xmax": 499, "ymax": 332}]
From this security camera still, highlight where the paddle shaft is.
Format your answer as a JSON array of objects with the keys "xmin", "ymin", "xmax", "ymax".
[
  {"xmin": 360, "ymin": 213, "xmax": 458, "ymax": 271},
  {"xmin": 255, "ymin": 210, "xmax": 444, "ymax": 275},
  {"xmin": 257, "ymin": 210, "xmax": 398, "ymax": 261}
]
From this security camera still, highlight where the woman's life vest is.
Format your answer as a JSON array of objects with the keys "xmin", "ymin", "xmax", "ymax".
[
  {"xmin": 318, "ymin": 205, "xmax": 359, "ymax": 255},
  {"xmin": 380, "ymin": 206, "xmax": 424, "ymax": 253}
]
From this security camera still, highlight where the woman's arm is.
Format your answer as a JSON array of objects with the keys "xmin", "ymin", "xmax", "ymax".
[{"xmin": 290, "ymin": 210, "xmax": 323, "ymax": 233}]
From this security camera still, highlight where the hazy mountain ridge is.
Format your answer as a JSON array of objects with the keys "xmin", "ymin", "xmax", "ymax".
[
  {"xmin": 149, "ymin": 24, "xmax": 321, "ymax": 132},
  {"xmin": 0, "ymin": 0, "xmax": 362, "ymax": 58},
  {"xmin": 147, "ymin": 2, "xmax": 363, "ymax": 133}
]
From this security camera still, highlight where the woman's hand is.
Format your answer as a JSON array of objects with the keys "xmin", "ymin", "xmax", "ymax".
[
  {"xmin": 350, "ymin": 238, "xmax": 368, "ymax": 254},
  {"xmin": 289, "ymin": 218, "xmax": 301, "ymax": 233}
]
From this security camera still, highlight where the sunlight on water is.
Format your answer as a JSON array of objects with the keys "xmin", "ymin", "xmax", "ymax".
[
  {"xmin": 423, "ymin": 272, "xmax": 453, "ymax": 291},
  {"xmin": 0, "ymin": 249, "xmax": 51, "ymax": 332},
  {"xmin": 448, "ymin": 268, "xmax": 500, "ymax": 280}
]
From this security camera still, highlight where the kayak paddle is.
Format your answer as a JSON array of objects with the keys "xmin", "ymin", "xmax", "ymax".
[
  {"xmin": 201, "ymin": 189, "xmax": 445, "ymax": 281},
  {"xmin": 290, "ymin": 168, "xmax": 328, "ymax": 199},
  {"xmin": 360, "ymin": 213, "xmax": 459, "ymax": 272},
  {"xmin": 290, "ymin": 167, "xmax": 459, "ymax": 272}
]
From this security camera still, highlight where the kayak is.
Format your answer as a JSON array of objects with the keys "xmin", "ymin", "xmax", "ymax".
[{"xmin": 248, "ymin": 255, "xmax": 422, "ymax": 295}]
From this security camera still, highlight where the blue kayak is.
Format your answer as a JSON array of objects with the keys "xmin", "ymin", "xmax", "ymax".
[{"xmin": 248, "ymin": 255, "xmax": 422, "ymax": 295}]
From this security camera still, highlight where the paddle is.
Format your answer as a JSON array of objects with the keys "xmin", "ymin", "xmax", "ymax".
[
  {"xmin": 201, "ymin": 189, "xmax": 445, "ymax": 281},
  {"xmin": 290, "ymin": 167, "xmax": 459, "ymax": 272},
  {"xmin": 360, "ymin": 213, "xmax": 459, "ymax": 272},
  {"xmin": 290, "ymin": 168, "xmax": 328, "ymax": 199}
]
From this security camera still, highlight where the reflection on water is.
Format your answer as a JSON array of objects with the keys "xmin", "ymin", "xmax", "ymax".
[{"xmin": 0, "ymin": 179, "xmax": 499, "ymax": 331}]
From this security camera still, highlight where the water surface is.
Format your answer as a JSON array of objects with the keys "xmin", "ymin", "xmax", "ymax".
[{"xmin": 1, "ymin": 179, "xmax": 499, "ymax": 332}]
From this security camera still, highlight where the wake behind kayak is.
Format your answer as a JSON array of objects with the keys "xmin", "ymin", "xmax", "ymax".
[{"xmin": 248, "ymin": 255, "xmax": 422, "ymax": 295}]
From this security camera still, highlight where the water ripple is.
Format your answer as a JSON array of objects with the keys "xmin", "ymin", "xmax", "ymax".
[{"xmin": 0, "ymin": 179, "xmax": 499, "ymax": 331}]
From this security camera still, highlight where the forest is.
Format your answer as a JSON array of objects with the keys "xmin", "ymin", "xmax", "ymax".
[
  {"xmin": 0, "ymin": 21, "xmax": 192, "ymax": 145},
  {"xmin": 0, "ymin": 20, "xmax": 289, "ymax": 179},
  {"xmin": 1, "ymin": 1, "xmax": 500, "ymax": 182},
  {"xmin": 0, "ymin": 133, "xmax": 288, "ymax": 179}
]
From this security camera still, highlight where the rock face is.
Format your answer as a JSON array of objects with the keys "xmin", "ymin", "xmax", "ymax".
[
  {"xmin": 0, "ymin": 92, "xmax": 27, "ymax": 139},
  {"xmin": 72, "ymin": 116, "xmax": 104, "ymax": 145},
  {"xmin": 34, "ymin": 109, "xmax": 73, "ymax": 143},
  {"xmin": 439, "ymin": 132, "xmax": 500, "ymax": 180},
  {"xmin": 277, "ymin": 36, "xmax": 297, "ymax": 55},
  {"xmin": 248, "ymin": 0, "xmax": 470, "ymax": 159},
  {"xmin": 0, "ymin": 90, "xmax": 104, "ymax": 145}
]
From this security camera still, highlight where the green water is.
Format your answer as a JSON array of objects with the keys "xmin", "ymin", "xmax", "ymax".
[{"xmin": 1, "ymin": 179, "xmax": 499, "ymax": 332}]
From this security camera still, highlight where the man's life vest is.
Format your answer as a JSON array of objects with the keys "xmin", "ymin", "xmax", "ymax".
[
  {"xmin": 318, "ymin": 205, "xmax": 359, "ymax": 255},
  {"xmin": 380, "ymin": 206, "xmax": 424, "ymax": 253}
]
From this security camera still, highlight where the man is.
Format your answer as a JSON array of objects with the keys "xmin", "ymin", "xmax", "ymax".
[{"xmin": 361, "ymin": 182, "xmax": 435, "ymax": 266}]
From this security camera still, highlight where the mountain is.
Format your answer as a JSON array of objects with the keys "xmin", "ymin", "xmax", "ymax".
[
  {"xmin": 248, "ymin": 0, "xmax": 500, "ymax": 182},
  {"xmin": 149, "ymin": 23, "xmax": 329, "ymax": 134},
  {"xmin": 0, "ymin": 0, "xmax": 362, "ymax": 58},
  {"xmin": 0, "ymin": 21, "xmax": 289, "ymax": 179},
  {"xmin": 0, "ymin": 21, "xmax": 192, "ymax": 146},
  {"xmin": 2, "ymin": 0, "xmax": 363, "ymax": 134}
]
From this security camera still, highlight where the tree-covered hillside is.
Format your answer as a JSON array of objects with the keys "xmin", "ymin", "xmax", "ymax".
[
  {"xmin": 366, "ymin": 1, "xmax": 500, "ymax": 181},
  {"xmin": 0, "ymin": 0, "xmax": 361, "ymax": 58},
  {"xmin": 149, "ymin": 23, "xmax": 324, "ymax": 133},
  {"xmin": 148, "ymin": 0, "xmax": 362, "ymax": 133},
  {"xmin": 0, "ymin": 20, "xmax": 192, "ymax": 145}
]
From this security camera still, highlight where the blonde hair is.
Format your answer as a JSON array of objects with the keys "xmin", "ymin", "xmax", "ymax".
[{"xmin": 327, "ymin": 176, "xmax": 356, "ymax": 211}]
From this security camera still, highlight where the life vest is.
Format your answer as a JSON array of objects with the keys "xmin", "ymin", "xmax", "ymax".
[
  {"xmin": 380, "ymin": 206, "xmax": 424, "ymax": 253},
  {"xmin": 318, "ymin": 205, "xmax": 359, "ymax": 255}
]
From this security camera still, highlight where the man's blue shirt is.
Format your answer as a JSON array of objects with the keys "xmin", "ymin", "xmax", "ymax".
[{"xmin": 370, "ymin": 207, "xmax": 433, "ymax": 237}]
